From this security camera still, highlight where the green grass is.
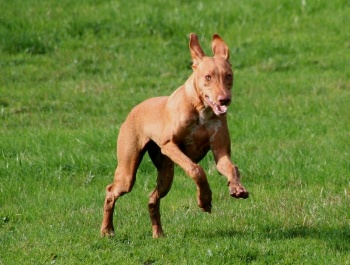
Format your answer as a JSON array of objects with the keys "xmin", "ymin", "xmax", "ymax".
[{"xmin": 1, "ymin": 0, "xmax": 350, "ymax": 264}]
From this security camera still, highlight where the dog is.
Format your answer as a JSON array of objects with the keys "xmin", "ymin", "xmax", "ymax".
[{"xmin": 101, "ymin": 33, "xmax": 249, "ymax": 238}]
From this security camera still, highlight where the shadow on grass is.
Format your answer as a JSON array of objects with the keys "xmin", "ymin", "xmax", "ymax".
[
  {"xmin": 263, "ymin": 225, "xmax": 350, "ymax": 252},
  {"xmin": 203, "ymin": 227, "xmax": 243, "ymax": 239},
  {"xmin": 203, "ymin": 224, "xmax": 350, "ymax": 253}
]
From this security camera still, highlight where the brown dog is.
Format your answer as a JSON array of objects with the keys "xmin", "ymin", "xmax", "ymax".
[{"xmin": 101, "ymin": 33, "xmax": 249, "ymax": 238}]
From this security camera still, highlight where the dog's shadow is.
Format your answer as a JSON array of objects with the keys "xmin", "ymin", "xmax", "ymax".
[
  {"xmin": 204, "ymin": 227, "xmax": 242, "ymax": 239},
  {"xmin": 205, "ymin": 224, "xmax": 350, "ymax": 252},
  {"xmin": 266, "ymin": 225, "xmax": 350, "ymax": 252}
]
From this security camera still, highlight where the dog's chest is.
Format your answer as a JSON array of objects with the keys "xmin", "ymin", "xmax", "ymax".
[{"xmin": 181, "ymin": 118, "xmax": 222, "ymax": 162}]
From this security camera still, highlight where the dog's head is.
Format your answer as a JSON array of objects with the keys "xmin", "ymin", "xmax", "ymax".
[{"xmin": 189, "ymin": 33, "xmax": 233, "ymax": 116}]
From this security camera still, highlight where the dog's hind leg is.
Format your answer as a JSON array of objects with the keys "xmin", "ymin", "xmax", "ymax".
[
  {"xmin": 147, "ymin": 142, "xmax": 174, "ymax": 238},
  {"xmin": 100, "ymin": 167, "xmax": 137, "ymax": 237},
  {"xmin": 100, "ymin": 123, "xmax": 147, "ymax": 237}
]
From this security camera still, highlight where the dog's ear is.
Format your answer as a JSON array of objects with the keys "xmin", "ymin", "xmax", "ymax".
[
  {"xmin": 212, "ymin": 34, "xmax": 230, "ymax": 61},
  {"xmin": 189, "ymin": 33, "xmax": 205, "ymax": 69}
]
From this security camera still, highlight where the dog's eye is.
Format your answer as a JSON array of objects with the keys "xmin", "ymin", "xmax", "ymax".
[
  {"xmin": 205, "ymin": 75, "xmax": 211, "ymax": 81},
  {"xmin": 226, "ymin": 74, "xmax": 232, "ymax": 81}
]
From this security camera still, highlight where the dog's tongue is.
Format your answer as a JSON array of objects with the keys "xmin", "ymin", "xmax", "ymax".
[{"xmin": 215, "ymin": 105, "xmax": 227, "ymax": 115}]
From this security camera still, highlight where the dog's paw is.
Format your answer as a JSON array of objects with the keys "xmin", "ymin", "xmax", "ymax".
[
  {"xmin": 199, "ymin": 201, "xmax": 212, "ymax": 213},
  {"xmin": 198, "ymin": 188, "xmax": 212, "ymax": 213},
  {"xmin": 152, "ymin": 227, "xmax": 166, "ymax": 239},
  {"xmin": 229, "ymin": 185, "xmax": 249, "ymax": 199},
  {"xmin": 100, "ymin": 227, "xmax": 115, "ymax": 237}
]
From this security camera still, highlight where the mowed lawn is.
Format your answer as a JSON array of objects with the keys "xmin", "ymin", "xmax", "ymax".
[{"xmin": 1, "ymin": 0, "xmax": 349, "ymax": 264}]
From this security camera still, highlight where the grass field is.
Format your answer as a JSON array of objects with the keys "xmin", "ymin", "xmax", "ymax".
[{"xmin": 1, "ymin": 0, "xmax": 350, "ymax": 264}]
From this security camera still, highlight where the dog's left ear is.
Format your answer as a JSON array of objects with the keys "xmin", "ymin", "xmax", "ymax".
[{"xmin": 212, "ymin": 34, "xmax": 230, "ymax": 61}]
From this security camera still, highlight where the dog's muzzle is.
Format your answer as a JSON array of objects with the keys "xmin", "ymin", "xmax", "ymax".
[{"xmin": 205, "ymin": 96, "xmax": 230, "ymax": 116}]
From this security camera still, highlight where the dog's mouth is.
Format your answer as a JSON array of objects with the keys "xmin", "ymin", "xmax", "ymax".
[{"xmin": 204, "ymin": 96, "xmax": 228, "ymax": 116}]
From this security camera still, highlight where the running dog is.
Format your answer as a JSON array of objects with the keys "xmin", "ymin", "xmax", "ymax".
[{"xmin": 101, "ymin": 33, "xmax": 249, "ymax": 238}]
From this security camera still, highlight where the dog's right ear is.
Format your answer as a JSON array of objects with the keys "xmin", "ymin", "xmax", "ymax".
[{"xmin": 189, "ymin": 33, "xmax": 205, "ymax": 69}]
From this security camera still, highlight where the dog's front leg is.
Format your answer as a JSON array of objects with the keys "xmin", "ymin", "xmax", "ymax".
[
  {"xmin": 161, "ymin": 141, "xmax": 212, "ymax": 212},
  {"xmin": 216, "ymin": 155, "xmax": 249, "ymax": 199}
]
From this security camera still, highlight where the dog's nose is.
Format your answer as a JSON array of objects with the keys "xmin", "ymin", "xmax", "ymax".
[{"xmin": 218, "ymin": 97, "xmax": 231, "ymax": 106}]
